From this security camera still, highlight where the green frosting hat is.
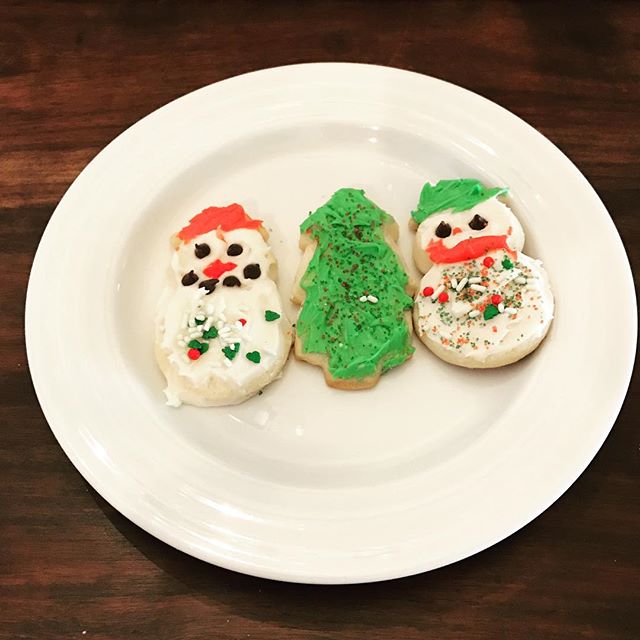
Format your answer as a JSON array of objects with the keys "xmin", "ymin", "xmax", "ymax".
[{"xmin": 411, "ymin": 179, "xmax": 508, "ymax": 224}]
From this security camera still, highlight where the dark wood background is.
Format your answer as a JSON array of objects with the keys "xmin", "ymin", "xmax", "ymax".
[{"xmin": 1, "ymin": 1, "xmax": 638, "ymax": 638}]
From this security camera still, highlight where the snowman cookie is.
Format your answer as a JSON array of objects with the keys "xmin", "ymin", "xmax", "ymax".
[
  {"xmin": 292, "ymin": 188, "xmax": 416, "ymax": 389},
  {"xmin": 410, "ymin": 179, "xmax": 554, "ymax": 368},
  {"xmin": 155, "ymin": 203, "xmax": 293, "ymax": 406}
]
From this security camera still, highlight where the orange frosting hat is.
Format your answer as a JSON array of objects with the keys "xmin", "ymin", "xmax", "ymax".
[{"xmin": 177, "ymin": 204, "xmax": 262, "ymax": 243}]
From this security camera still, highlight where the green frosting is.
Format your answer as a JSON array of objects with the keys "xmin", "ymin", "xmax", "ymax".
[
  {"xmin": 297, "ymin": 188, "xmax": 414, "ymax": 380},
  {"xmin": 411, "ymin": 179, "xmax": 508, "ymax": 224}
]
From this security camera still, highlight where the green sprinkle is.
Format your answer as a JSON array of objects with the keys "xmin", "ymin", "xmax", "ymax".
[
  {"xmin": 202, "ymin": 327, "xmax": 218, "ymax": 339},
  {"xmin": 483, "ymin": 304, "xmax": 500, "ymax": 321},
  {"xmin": 502, "ymin": 257, "xmax": 514, "ymax": 270},
  {"xmin": 199, "ymin": 342, "xmax": 209, "ymax": 354},
  {"xmin": 222, "ymin": 342, "xmax": 241, "ymax": 360},
  {"xmin": 246, "ymin": 351, "xmax": 261, "ymax": 364},
  {"xmin": 265, "ymin": 310, "xmax": 280, "ymax": 322},
  {"xmin": 188, "ymin": 339, "xmax": 204, "ymax": 350}
]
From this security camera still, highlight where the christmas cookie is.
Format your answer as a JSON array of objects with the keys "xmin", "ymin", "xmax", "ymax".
[
  {"xmin": 410, "ymin": 179, "xmax": 554, "ymax": 368},
  {"xmin": 292, "ymin": 188, "xmax": 416, "ymax": 389},
  {"xmin": 155, "ymin": 204, "xmax": 293, "ymax": 406}
]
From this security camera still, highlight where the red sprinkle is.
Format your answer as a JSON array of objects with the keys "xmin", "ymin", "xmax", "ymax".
[
  {"xmin": 491, "ymin": 294, "xmax": 502, "ymax": 305},
  {"xmin": 438, "ymin": 291, "xmax": 449, "ymax": 303},
  {"xmin": 422, "ymin": 286, "xmax": 434, "ymax": 297},
  {"xmin": 187, "ymin": 348, "xmax": 201, "ymax": 361},
  {"xmin": 483, "ymin": 256, "xmax": 495, "ymax": 267},
  {"xmin": 238, "ymin": 318, "xmax": 247, "ymax": 326}
]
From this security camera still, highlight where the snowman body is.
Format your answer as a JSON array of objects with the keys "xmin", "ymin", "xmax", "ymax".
[
  {"xmin": 155, "ymin": 205, "xmax": 292, "ymax": 406},
  {"xmin": 411, "ymin": 180, "xmax": 554, "ymax": 368}
]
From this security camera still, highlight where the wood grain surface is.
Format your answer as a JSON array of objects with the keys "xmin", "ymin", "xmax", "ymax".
[{"xmin": 1, "ymin": 1, "xmax": 638, "ymax": 638}]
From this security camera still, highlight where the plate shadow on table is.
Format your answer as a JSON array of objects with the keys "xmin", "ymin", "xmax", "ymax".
[{"xmin": 85, "ymin": 480, "xmax": 598, "ymax": 631}]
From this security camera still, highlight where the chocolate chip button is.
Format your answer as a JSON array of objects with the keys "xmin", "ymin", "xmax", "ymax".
[
  {"xmin": 435, "ymin": 221, "xmax": 452, "ymax": 238},
  {"xmin": 243, "ymin": 263, "xmax": 261, "ymax": 279},
  {"xmin": 469, "ymin": 214, "xmax": 488, "ymax": 230},
  {"xmin": 223, "ymin": 276, "xmax": 241, "ymax": 287},
  {"xmin": 181, "ymin": 270, "xmax": 198, "ymax": 286},
  {"xmin": 227, "ymin": 243, "xmax": 243, "ymax": 257},
  {"xmin": 198, "ymin": 278, "xmax": 218, "ymax": 294},
  {"xmin": 194, "ymin": 243, "xmax": 210, "ymax": 259}
]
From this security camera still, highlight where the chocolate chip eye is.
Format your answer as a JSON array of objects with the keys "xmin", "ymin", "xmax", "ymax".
[
  {"xmin": 469, "ymin": 214, "xmax": 488, "ymax": 230},
  {"xmin": 194, "ymin": 243, "xmax": 210, "ymax": 259},
  {"xmin": 435, "ymin": 221, "xmax": 452, "ymax": 238},
  {"xmin": 198, "ymin": 278, "xmax": 218, "ymax": 294},
  {"xmin": 222, "ymin": 276, "xmax": 241, "ymax": 287},
  {"xmin": 243, "ymin": 263, "xmax": 261, "ymax": 279},
  {"xmin": 227, "ymin": 243, "xmax": 243, "ymax": 257},
  {"xmin": 181, "ymin": 270, "xmax": 198, "ymax": 286}
]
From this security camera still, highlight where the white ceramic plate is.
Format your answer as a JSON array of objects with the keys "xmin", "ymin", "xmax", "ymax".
[{"xmin": 26, "ymin": 63, "xmax": 636, "ymax": 584}]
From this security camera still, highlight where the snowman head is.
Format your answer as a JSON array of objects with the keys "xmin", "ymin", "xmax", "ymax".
[
  {"xmin": 172, "ymin": 204, "xmax": 273, "ymax": 294},
  {"xmin": 413, "ymin": 179, "xmax": 525, "ymax": 267}
]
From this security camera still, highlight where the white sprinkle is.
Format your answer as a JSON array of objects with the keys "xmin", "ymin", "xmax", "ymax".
[
  {"xmin": 188, "ymin": 318, "xmax": 196, "ymax": 328},
  {"xmin": 431, "ymin": 284, "xmax": 445, "ymax": 301},
  {"xmin": 195, "ymin": 314, "xmax": 205, "ymax": 321},
  {"xmin": 223, "ymin": 358, "xmax": 232, "ymax": 367},
  {"xmin": 203, "ymin": 319, "xmax": 212, "ymax": 331},
  {"xmin": 235, "ymin": 321, "xmax": 244, "ymax": 330},
  {"xmin": 456, "ymin": 277, "xmax": 468, "ymax": 292},
  {"xmin": 367, "ymin": 295, "xmax": 378, "ymax": 303},
  {"xmin": 450, "ymin": 277, "xmax": 458, "ymax": 290},
  {"xmin": 504, "ymin": 307, "xmax": 517, "ymax": 314},
  {"xmin": 216, "ymin": 321, "xmax": 224, "ymax": 329},
  {"xmin": 469, "ymin": 310, "xmax": 480, "ymax": 318},
  {"xmin": 470, "ymin": 284, "xmax": 487, "ymax": 292},
  {"xmin": 498, "ymin": 302, "xmax": 505, "ymax": 313},
  {"xmin": 515, "ymin": 277, "xmax": 527, "ymax": 285},
  {"xmin": 231, "ymin": 343, "xmax": 238, "ymax": 351},
  {"xmin": 219, "ymin": 328, "xmax": 232, "ymax": 336},
  {"xmin": 359, "ymin": 295, "xmax": 368, "ymax": 302},
  {"xmin": 468, "ymin": 277, "xmax": 482, "ymax": 284},
  {"xmin": 206, "ymin": 304, "xmax": 214, "ymax": 315}
]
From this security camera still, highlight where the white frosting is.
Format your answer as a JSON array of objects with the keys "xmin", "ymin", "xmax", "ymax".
[
  {"xmin": 172, "ymin": 227, "xmax": 271, "ymax": 287},
  {"xmin": 156, "ymin": 224, "xmax": 289, "ymax": 406},
  {"xmin": 416, "ymin": 197, "xmax": 525, "ymax": 258},
  {"xmin": 414, "ymin": 251, "xmax": 553, "ymax": 363}
]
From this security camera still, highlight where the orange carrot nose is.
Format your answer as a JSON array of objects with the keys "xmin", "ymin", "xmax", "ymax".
[
  {"xmin": 203, "ymin": 259, "xmax": 237, "ymax": 279},
  {"xmin": 452, "ymin": 227, "xmax": 462, "ymax": 235}
]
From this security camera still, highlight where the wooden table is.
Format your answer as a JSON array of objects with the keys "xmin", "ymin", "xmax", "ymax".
[{"xmin": 2, "ymin": 2, "xmax": 638, "ymax": 638}]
